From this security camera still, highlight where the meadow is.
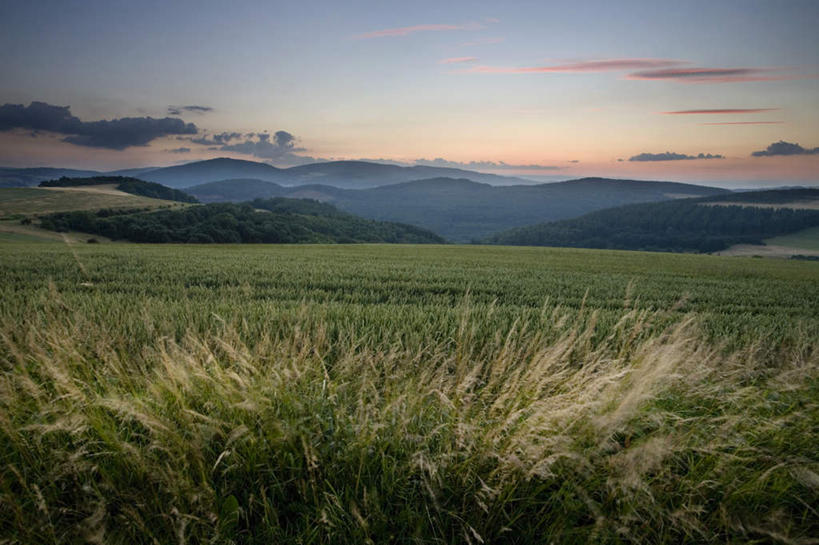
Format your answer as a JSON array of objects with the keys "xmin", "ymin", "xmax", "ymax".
[
  {"xmin": 0, "ymin": 187, "xmax": 186, "ymax": 219},
  {"xmin": 1, "ymin": 242, "xmax": 817, "ymax": 543},
  {"xmin": 766, "ymin": 226, "xmax": 819, "ymax": 251}
]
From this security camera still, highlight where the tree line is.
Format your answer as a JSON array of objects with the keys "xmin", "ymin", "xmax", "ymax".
[
  {"xmin": 485, "ymin": 199, "xmax": 819, "ymax": 253},
  {"xmin": 39, "ymin": 198, "xmax": 445, "ymax": 244}
]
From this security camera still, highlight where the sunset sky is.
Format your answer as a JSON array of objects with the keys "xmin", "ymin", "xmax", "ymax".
[{"xmin": 1, "ymin": 0, "xmax": 817, "ymax": 186}]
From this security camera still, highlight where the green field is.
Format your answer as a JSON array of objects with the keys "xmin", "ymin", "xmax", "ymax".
[
  {"xmin": 0, "ymin": 186, "xmax": 186, "ymax": 218},
  {"xmin": 765, "ymin": 226, "xmax": 819, "ymax": 250},
  {"xmin": 1, "ymin": 242, "xmax": 817, "ymax": 543}
]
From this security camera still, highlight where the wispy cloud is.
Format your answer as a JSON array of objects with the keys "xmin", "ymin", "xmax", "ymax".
[
  {"xmin": 702, "ymin": 121, "xmax": 784, "ymax": 125},
  {"xmin": 751, "ymin": 141, "xmax": 819, "ymax": 157},
  {"xmin": 458, "ymin": 58, "xmax": 816, "ymax": 84},
  {"xmin": 439, "ymin": 57, "xmax": 478, "ymax": 65},
  {"xmin": 354, "ymin": 22, "xmax": 484, "ymax": 39},
  {"xmin": 460, "ymin": 58, "xmax": 682, "ymax": 74},
  {"xmin": 628, "ymin": 67, "xmax": 813, "ymax": 83},
  {"xmin": 663, "ymin": 108, "xmax": 779, "ymax": 115},
  {"xmin": 629, "ymin": 151, "xmax": 724, "ymax": 162}
]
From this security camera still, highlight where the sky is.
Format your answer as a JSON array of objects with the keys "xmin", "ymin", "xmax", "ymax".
[{"xmin": 0, "ymin": 0, "xmax": 818, "ymax": 187}]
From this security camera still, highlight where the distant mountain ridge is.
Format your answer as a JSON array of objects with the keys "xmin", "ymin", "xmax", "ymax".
[
  {"xmin": 0, "ymin": 158, "xmax": 544, "ymax": 190},
  {"xmin": 185, "ymin": 176, "xmax": 728, "ymax": 241}
]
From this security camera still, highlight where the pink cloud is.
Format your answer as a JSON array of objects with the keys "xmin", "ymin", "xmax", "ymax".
[
  {"xmin": 354, "ymin": 22, "xmax": 483, "ymax": 39},
  {"xmin": 439, "ymin": 57, "xmax": 478, "ymax": 64},
  {"xmin": 628, "ymin": 67, "xmax": 815, "ymax": 83},
  {"xmin": 460, "ymin": 58, "xmax": 683, "ymax": 74},
  {"xmin": 701, "ymin": 121, "xmax": 784, "ymax": 125},
  {"xmin": 663, "ymin": 108, "xmax": 779, "ymax": 114}
]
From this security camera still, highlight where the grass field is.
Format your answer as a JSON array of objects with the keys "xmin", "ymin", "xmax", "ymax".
[
  {"xmin": 1, "ymin": 242, "xmax": 817, "ymax": 543},
  {"xmin": 765, "ymin": 226, "xmax": 819, "ymax": 251},
  {"xmin": 0, "ymin": 186, "xmax": 187, "ymax": 218}
]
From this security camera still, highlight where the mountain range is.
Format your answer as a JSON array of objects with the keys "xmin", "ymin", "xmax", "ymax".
[
  {"xmin": 0, "ymin": 158, "xmax": 540, "ymax": 189},
  {"xmin": 185, "ymin": 176, "xmax": 728, "ymax": 241}
]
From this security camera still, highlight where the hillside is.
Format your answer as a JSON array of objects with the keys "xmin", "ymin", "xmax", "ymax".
[
  {"xmin": 187, "ymin": 176, "xmax": 727, "ymax": 241},
  {"xmin": 38, "ymin": 197, "xmax": 445, "ymax": 244},
  {"xmin": 0, "ymin": 186, "xmax": 187, "ymax": 219},
  {"xmin": 485, "ymin": 188, "xmax": 819, "ymax": 253},
  {"xmin": 136, "ymin": 158, "xmax": 284, "ymax": 187},
  {"xmin": 185, "ymin": 178, "xmax": 286, "ymax": 202},
  {"xmin": 39, "ymin": 176, "xmax": 198, "ymax": 203}
]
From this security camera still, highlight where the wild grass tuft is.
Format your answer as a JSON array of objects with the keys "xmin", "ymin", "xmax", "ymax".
[{"xmin": 1, "ymin": 293, "xmax": 816, "ymax": 544}]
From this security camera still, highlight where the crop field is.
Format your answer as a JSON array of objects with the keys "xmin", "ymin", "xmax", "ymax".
[
  {"xmin": 1, "ymin": 242, "xmax": 817, "ymax": 543},
  {"xmin": 0, "ymin": 187, "xmax": 186, "ymax": 218}
]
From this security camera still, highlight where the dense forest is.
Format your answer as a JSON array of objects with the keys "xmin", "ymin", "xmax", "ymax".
[
  {"xmin": 485, "ymin": 194, "xmax": 819, "ymax": 252},
  {"xmin": 38, "ymin": 197, "xmax": 445, "ymax": 244},
  {"xmin": 39, "ymin": 176, "xmax": 199, "ymax": 203}
]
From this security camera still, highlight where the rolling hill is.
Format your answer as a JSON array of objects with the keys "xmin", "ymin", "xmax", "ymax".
[
  {"xmin": 485, "ymin": 188, "xmax": 819, "ymax": 253},
  {"xmin": 0, "ymin": 186, "xmax": 189, "ymax": 219},
  {"xmin": 184, "ymin": 178, "xmax": 286, "ymax": 202},
  {"xmin": 137, "ymin": 158, "xmax": 539, "ymax": 189},
  {"xmin": 39, "ymin": 176, "xmax": 198, "ymax": 203},
  {"xmin": 186, "ymin": 176, "xmax": 728, "ymax": 241},
  {"xmin": 0, "ymin": 158, "xmax": 540, "ymax": 190},
  {"xmin": 38, "ymin": 197, "xmax": 445, "ymax": 244}
]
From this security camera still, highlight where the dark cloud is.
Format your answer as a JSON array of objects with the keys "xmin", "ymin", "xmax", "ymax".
[
  {"xmin": 218, "ymin": 130, "xmax": 307, "ymax": 162},
  {"xmin": 189, "ymin": 130, "xmax": 313, "ymax": 165},
  {"xmin": 0, "ymin": 101, "xmax": 197, "ymax": 150},
  {"xmin": 167, "ymin": 105, "xmax": 214, "ymax": 116},
  {"xmin": 628, "ymin": 151, "xmax": 724, "ymax": 162},
  {"xmin": 751, "ymin": 141, "xmax": 819, "ymax": 157},
  {"xmin": 189, "ymin": 131, "xmax": 243, "ymax": 145},
  {"xmin": 168, "ymin": 147, "xmax": 191, "ymax": 153},
  {"xmin": 413, "ymin": 157, "xmax": 562, "ymax": 170}
]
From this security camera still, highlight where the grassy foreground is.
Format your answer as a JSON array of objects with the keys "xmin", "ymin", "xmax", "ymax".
[{"xmin": 0, "ymin": 243, "xmax": 817, "ymax": 543}]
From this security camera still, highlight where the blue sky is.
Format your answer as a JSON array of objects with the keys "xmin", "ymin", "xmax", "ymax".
[{"xmin": 0, "ymin": 0, "xmax": 817, "ymax": 185}]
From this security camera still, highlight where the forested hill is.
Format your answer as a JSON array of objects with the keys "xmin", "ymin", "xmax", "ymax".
[
  {"xmin": 185, "ymin": 176, "xmax": 727, "ymax": 242},
  {"xmin": 39, "ymin": 176, "xmax": 198, "ymax": 203},
  {"xmin": 484, "ymin": 188, "xmax": 819, "ymax": 253},
  {"xmin": 38, "ymin": 197, "xmax": 445, "ymax": 244}
]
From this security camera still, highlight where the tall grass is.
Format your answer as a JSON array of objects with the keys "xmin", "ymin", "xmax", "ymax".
[{"xmin": 1, "ymin": 291, "xmax": 816, "ymax": 544}]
